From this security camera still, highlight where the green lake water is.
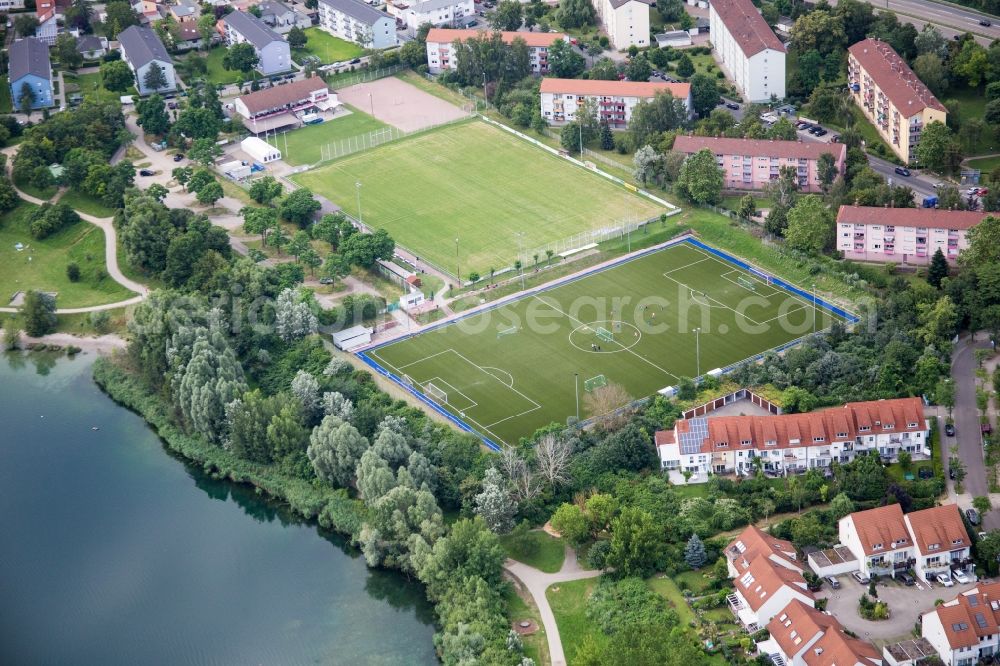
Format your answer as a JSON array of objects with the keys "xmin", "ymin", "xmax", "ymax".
[{"xmin": 0, "ymin": 352, "xmax": 437, "ymax": 665}]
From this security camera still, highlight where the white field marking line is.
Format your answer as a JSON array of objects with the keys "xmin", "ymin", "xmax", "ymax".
[
  {"xmin": 662, "ymin": 256, "xmax": 711, "ymax": 275},
  {"xmin": 367, "ymin": 350, "xmax": 518, "ymax": 445},
  {"xmin": 754, "ymin": 305, "xmax": 811, "ymax": 326},
  {"xmin": 686, "ymin": 245, "xmax": 818, "ymax": 311},
  {"xmin": 481, "ymin": 366, "xmax": 515, "ymax": 388},
  {"xmin": 424, "ymin": 376, "xmax": 478, "ymax": 411},
  {"xmin": 483, "ymin": 405, "xmax": 544, "ymax": 429},
  {"xmin": 449, "ymin": 349, "xmax": 542, "ymax": 411},
  {"xmin": 660, "ymin": 271, "xmax": 764, "ymax": 327},
  {"xmin": 396, "ymin": 349, "xmax": 453, "ymax": 370},
  {"xmin": 718, "ymin": 270, "xmax": 783, "ymax": 300},
  {"xmin": 530, "ymin": 294, "xmax": 680, "ymax": 383}
]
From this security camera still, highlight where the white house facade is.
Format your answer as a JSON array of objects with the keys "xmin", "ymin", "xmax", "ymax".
[
  {"xmin": 403, "ymin": 0, "xmax": 474, "ymax": 31},
  {"xmin": 118, "ymin": 25, "xmax": 177, "ymax": 95},
  {"xmin": 221, "ymin": 11, "xmax": 293, "ymax": 76},
  {"xmin": 594, "ymin": 0, "xmax": 651, "ymax": 50},
  {"xmin": 923, "ymin": 583, "xmax": 1000, "ymax": 666},
  {"xmin": 539, "ymin": 78, "xmax": 692, "ymax": 128},
  {"xmin": 317, "ymin": 0, "xmax": 397, "ymax": 50},
  {"xmin": 709, "ymin": 0, "xmax": 786, "ymax": 102}
]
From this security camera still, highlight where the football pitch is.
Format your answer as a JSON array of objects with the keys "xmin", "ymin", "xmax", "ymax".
[
  {"xmin": 360, "ymin": 240, "xmax": 853, "ymax": 447},
  {"xmin": 291, "ymin": 120, "xmax": 665, "ymax": 276}
]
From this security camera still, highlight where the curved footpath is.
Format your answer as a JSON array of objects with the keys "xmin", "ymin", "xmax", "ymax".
[
  {"xmin": 503, "ymin": 545, "xmax": 602, "ymax": 666},
  {"xmin": 0, "ymin": 146, "xmax": 149, "ymax": 315}
]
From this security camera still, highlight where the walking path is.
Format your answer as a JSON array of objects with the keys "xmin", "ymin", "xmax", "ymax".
[
  {"xmin": 0, "ymin": 146, "xmax": 149, "ymax": 315},
  {"xmin": 503, "ymin": 545, "xmax": 602, "ymax": 666},
  {"xmin": 0, "ymin": 328, "xmax": 126, "ymax": 354}
]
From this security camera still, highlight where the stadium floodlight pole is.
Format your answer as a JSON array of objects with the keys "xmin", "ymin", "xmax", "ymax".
[
  {"xmin": 455, "ymin": 237, "xmax": 461, "ymax": 283},
  {"xmin": 696, "ymin": 328, "xmax": 702, "ymax": 378},
  {"xmin": 483, "ymin": 73, "xmax": 488, "ymax": 109},
  {"xmin": 515, "ymin": 232, "xmax": 526, "ymax": 290},
  {"xmin": 369, "ymin": 92, "xmax": 374, "ymax": 117},
  {"xmin": 575, "ymin": 373, "xmax": 579, "ymax": 421},
  {"xmin": 355, "ymin": 182, "xmax": 363, "ymax": 226}
]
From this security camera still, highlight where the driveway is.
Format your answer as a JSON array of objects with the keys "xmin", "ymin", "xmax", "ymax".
[
  {"xmin": 824, "ymin": 574, "xmax": 978, "ymax": 644},
  {"xmin": 951, "ymin": 333, "xmax": 1000, "ymax": 530}
]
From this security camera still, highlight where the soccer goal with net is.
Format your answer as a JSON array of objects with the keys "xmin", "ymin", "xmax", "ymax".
[
  {"xmin": 401, "ymin": 374, "xmax": 414, "ymax": 387},
  {"xmin": 584, "ymin": 374, "xmax": 608, "ymax": 392},
  {"xmin": 737, "ymin": 276, "xmax": 757, "ymax": 291},
  {"xmin": 424, "ymin": 382, "xmax": 448, "ymax": 404},
  {"xmin": 497, "ymin": 326, "xmax": 518, "ymax": 339},
  {"xmin": 747, "ymin": 267, "xmax": 772, "ymax": 285},
  {"xmin": 596, "ymin": 327, "xmax": 614, "ymax": 343}
]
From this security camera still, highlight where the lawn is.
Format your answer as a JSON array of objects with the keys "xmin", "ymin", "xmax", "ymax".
[
  {"xmin": 504, "ymin": 584, "xmax": 550, "ymax": 666},
  {"xmin": 0, "ymin": 202, "xmax": 133, "ymax": 308},
  {"xmin": 673, "ymin": 569, "xmax": 713, "ymax": 595},
  {"xmin": 292, "ymin": 119, "xmax": 665, "ymax": 276},
  {"xmin": 500, "ymin": 530, "xmax": 566, "ymax": 573},
  {"xmin": 281, "ymin": 106, "xmax": 389, "ymax": 166},
  {"xmin": 948, "ymin": 87, "xmax": 998, "ymax": 156},
  {"xmin": 363, "ymin": 239, "xmax": 849, "ymax": 445},
  {"xmin": 199, "ymin": 47, "xmax": 244, "ymax": 86},
  {"xmin": 292, "ymin": 27, "xmax": 363, "ymax": 64},
  {"xmin": 60, "ymin": 189, "xmax": 117, "ymax": 218},
  {"xmin": 546, "ymin": 578, "xmax": 603, "ymax": 665},
  {"xmin": 967, "ymin": 155, "xmax": 1000, "ymax": 175},
  {"xmin": 720, "ymin": 195, "xmax": 775, "ymax": 211},
  {"xmin": 648, "ymin": 575, "xmax": 697, "ymax": 627},
  {"xmin": 62, "ymin": 71, "xmax": 116, "ymax": 104}
]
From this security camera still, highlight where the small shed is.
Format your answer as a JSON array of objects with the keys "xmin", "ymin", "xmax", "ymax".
[
  {"xmin": 331, "ymin": 325, "xmax": 373, "ymax": 350},
  {"xmin": 399, "ymin": 291, "xmax": 426, "ymax": 311},
  {"xmin": 220, "ymin": 160, "xmax": 251, "ymax": 180},
  {"xmin": 240, "ymin": 136, "xmax": 282, "ymax": 164},
  {"xmin": 655, "ymin": 31, "xmax": 692, "ymax": 48}
]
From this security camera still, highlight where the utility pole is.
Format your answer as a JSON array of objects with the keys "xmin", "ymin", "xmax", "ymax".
[
  {"xmin": 355, "ymin": 181, "xmax": 362, "ymax": 225},
  {"xmin": 695, "ymin": 327, "xmax": 701, "ymax": 379},
  {"xmin": 455, "ymin": 237, "xmax": 460, "ymax": 283},
  {"xmin": 579, "ymin": 122, "xmax": 583, "ymax": 157}
]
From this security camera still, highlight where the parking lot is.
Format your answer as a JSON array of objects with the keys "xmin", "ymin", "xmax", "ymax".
[{"xmin": 823, "ymin": 573, "xmax": 978, "ymax": 643}]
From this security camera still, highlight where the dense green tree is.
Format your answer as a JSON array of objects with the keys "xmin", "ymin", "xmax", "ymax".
[
  {"xmin": 683, "ymin": 533, "xmax": 706, "ymax": 568},
  {"xmin": 100, "ymin": 60, "xmax": 134, "ymax": 92},
  {"xmin": 339, "ymin": 228, "xmax": 395, "ymax": 268},
  {"xmin": 913, "ymin": 54, "xmax": 948, "ymax": 97},
  {"xmin": 474, "ymin": 467, "xmax": 516, "ymax": 534},
  {"xmin": 143, "ymin": 62, "xmax": 169, "ymax": 93},
  {"xmin": 279, "ymin": 188, "xmax": 322, "ymax": 227},
  {"xmin": 490, "ymin": 0, "xmax": 522, "ymax": 30},
  {"xmin": 249, "ymin": 176, "xmax": 283, "ymax": 205},
  {"xmin": 689, "ymin": 73, "xmax": 718, "ymax": 119},
  {"xmin": 171, "ymin": 327, "xmax": 247, "ymax": 443},
  {"xmin": 548, "ymin": 38, "xmax": 586, "ymax": 78},
  {"xmin": 188, "ymin": 137, "xmax": 223, "ymax": 166},
  {"xmin": 817, "ymin": 152, "xmax": 838, "ymax": 193},
  {"xmin": 55, "ymin": 33, "xmax": 84, "ymax": 70},
  {"xmin": 785, "ymin": 195, "xmax": 834, "ymax": 254},
  {"xmin": 287, "ymin": 26, "xmax": 307, "ymax": 49},
  {"xmin": 136, "ymin": 94, "xmax": 171, "ymax": 135},
  {"xmin": 675, "ymin": 53, "xmax": 694, "ymax": 78},
  {"xmin": 226, "ymin": 390, "xmax": 287, "ymax": 463},
  {"xmin": 556, "ymin": 0, "xmax": 595, "ymax": 29},
  {"xmin": 551, "ymin": 502, "xmax": 589, "ymax": 546},
  {"xmin": 196, "ymin": 180, "xmax": 223, "ymax": 206},
  {"xmin": 607, "ymin": 507, "xmax": 662, "ymax": 578},
  {"xmin": 223, "ymin": 42, "xmax": 260, "ymax": 73},
  {"xmin": 928, "ymin": 248, "xmax": 949, "ymax": 288},
  {"xmin": 21, "ymin": 290, "xmax": 57, "ymax": 336},
  {"xmin": 674, "ymin": 149, "xmax": 723, "ymax": 204}
]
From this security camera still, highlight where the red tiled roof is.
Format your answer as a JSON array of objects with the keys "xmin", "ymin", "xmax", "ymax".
[
  {"xmin": 727, "ymin": 525, "xmax": 801, "ymax": 572},
  {"xmin": 664, "ymin": 397, "xmax": 924, "ymax": 457},
  {"xmin": 654, "ymin": 429, "xmax": 675, "ymax": 446},
  {"xmin": 837, "ymin": 205, "xmax": 988, "ymax": 231},
  {"xmin": 769, "ymin": 599, "xmax": 882, "ymax": 666},
  {"xmin": 845, "ymin": 504, "xmax": 910, "ymax": 556},
  {"xmin": 425, "ymin": 28, "xmax": 566, "ymax": 48},
  {"xmin": 735, "ymin": 556, "xmax": 811, "ymax": 612},
  {"xmin": 236, "ymin": 76, "xmax": 329, "ymax": 116},
  {"xmin": 540, "ymin": 78, "xmax": 691, "ymax": 100},
  {"xmin": 848, "ymin": 38, "xmax": 946, "ymax": 114},
  {"xmin": 904, "ymin": 504, "xmax": 971, "ymax": 556},
  {"xmin": 929, "ymin": 582, "xmax": 1000, "ymax": 650},
  {"xmin": 673, "ymin": 135, "xmax": 846, "ymax": 162},
  {"xmin": 711, "ymin": 0, "xmax": 786, "ymax": 57}
]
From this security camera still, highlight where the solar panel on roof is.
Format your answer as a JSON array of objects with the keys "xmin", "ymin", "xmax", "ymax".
[
  {"xmin": 679, "ymin": 417, "xmax": 708, "ymax": 454},
  {"xmin": 976, "ymin": 612, "xmax": 988, "ymax": 629}
]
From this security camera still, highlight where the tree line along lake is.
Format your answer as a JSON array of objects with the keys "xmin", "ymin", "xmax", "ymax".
[{"xmin": 0, "ymin": 351, "xmax": 437, "ymax": 665}]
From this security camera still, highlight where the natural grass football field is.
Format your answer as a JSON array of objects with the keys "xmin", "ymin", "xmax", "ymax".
[
  {"xmin": 282, "ymin": 107, "xmax": 389, "ymax": 166},
  {"xmin": 292, "ymin": 120, "xmax": 665, "ymax": 275},
  {"xmin": 363, "ymin": 240, "xmax": 848, "ymax": 445}
]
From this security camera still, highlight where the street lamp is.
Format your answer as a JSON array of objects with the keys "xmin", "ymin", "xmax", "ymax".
[
  {"xmin": 812, "ymin": 283, "xmax": 817, "ymax": 334},
  {"xmin": 695, "ymin": 328, "xmax": 701, "ymax": 378},
  {"xmin": 574, "ymin": 373, "xmax": 580, "ymax": 421},
  {"xmin": 515, "ymin": 232, "xmax": 526, "ymax": 290},
  {"xmin": 455, "ymin": 237, "xmax": 460, "ymax": 284},
  {"xmin": 355, "ymin": 181, "xmax": 362, "ymax": 226},
  {"xmin": 369, "ymin": 92, "xmax": 374, "ymax": 117}
]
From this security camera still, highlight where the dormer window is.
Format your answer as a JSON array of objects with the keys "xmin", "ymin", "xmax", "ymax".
[
  {"xmin": 953, "ymin": 539, "xmax": 964, "ymax": 545},
  {"xmin": 929, "ymin": 543, "xmax": 940, "ymax": 551},
  {"xmin": 766, "ymin": 439, "xmax": 777, "ymax": 447},
  {"xmin": 717, "ymin": 441, "xmax": 729, "ymax": 448},
  {"xmin": 859, "ymin": 425, "xmax": 871, "ymax": 432},
  {"xmin": 837, "ymin": 432, "xmax": 848, "ymax": 438},
  {"xmin": 872, "ymin": 543, "xmax": 883, "ymax": 551},
  {"xmin": 884, "ymin": 424, "xmax": 894, "ymax": 430},
  {"xmin": 813, "ymin": 436, "xmax": 825, "ymax": 442},
  {"xmin": 741, "ymin": 439, "xmax": 752, "ymax": 446},
  {"xmin": 908, "ymin": 422, "xmax": 918, "ymax": 428}
]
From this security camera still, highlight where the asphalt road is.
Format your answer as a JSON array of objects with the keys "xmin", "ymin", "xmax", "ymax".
[
  {"xmin": 866, "ymin": 154, "xmax": 941, "ymax": 200},
  {"xmin": 828, "ymin": 0, "xmax": 996, "ymax": 45},
  {"xmin": 950, "ymin": 334, "xmax": 1000, "ymax": 530}
]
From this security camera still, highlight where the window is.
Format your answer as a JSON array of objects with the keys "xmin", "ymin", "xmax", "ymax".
[
  {"xmin": 716, "ymin": 441, "xmax": 729, "ymax": 448},
  {"xmin": 813, "ymin": 436, "xmax": 825, "ymax": 442},
  {"xmin": 872, "ymin": 542, "xmax": 883, "ymax": 551},
  {"xmin": 859, "ymin": 425, "xmax": 871, "ymax": 432},
  {"xmin": 741, "ymin": 439, "xmax": 751, "ymax": 446}
]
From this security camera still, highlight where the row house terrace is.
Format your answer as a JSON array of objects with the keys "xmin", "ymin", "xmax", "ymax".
[
  {"xmin": 759, "ymin": 598, "xmax": 883, "ymax": 666},
  {"xmin": 923, "ymin": 583, "xmax": 1000, "ymax": 665},
  {"xmin": 655, "ymin": 397, "xmax": 928, "ymax": 483}
]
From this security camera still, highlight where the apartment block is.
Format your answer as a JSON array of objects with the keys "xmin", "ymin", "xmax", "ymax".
[
  {"xmin": 672, "ymin": 135, "xmax": 845, "ymax": 193},
  {"xmin": 424, "ymin": 28, "xmax": 567, "ymax": 75},
  {"xmin": 709, "ymin": 0, "xmax": 786, "ymax": 102},
  {"xmin": 401, "ymin": 0, "xmax": 474, "ymax": 32},
  {"xmin": 539, "ymin": 79, "xmax": 691, "ymax": 128},
  {"xmin": 220, "ymin": 10, "xmax": 292, "ymax": 75},
  {"xmin": 593, "ymin": 0, "xmax": 651, "ymax": 50},
  {"xmin": 847, "ymin": 38, "xmax": 947, "ymax": 164},
  {"xmin": 9, "ymin": 38, "xmax": 53, "ymax": 111},
  {"xmin": 655, "ymin": 397, "xmax": 927, "ymax": 481},
  {"xmin": 118, "ymin": 25, "xmax": 177, "ymax": 95},
  {"xmin": 836, "ymin": 205, "xmax": 984, "ymax": 265},
  {"xmin": 923, "ymin": 583, "xmax": 1000, "ymax": 665},
  {"xmin": 317, "ymin": 0, "xmax": 397, "ymax": 50}
]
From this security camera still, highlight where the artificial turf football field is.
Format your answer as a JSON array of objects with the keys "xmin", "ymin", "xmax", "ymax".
[
  {"xmin": 362, "ymin": 240, "xmax": 850, "ymax": 446},
  {"xmin": 291, "ymin": 120, "xmax": 665, "ymax": 276}
]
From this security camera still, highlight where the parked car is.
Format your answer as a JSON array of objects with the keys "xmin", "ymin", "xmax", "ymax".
[
  {"xmin": 978, "ymin": 187, "xmax": 990, "ymax": 196},
  {"xmin": 953, "ymin": 569, "xmax": 971, "ymax": 584},
  {"xmin": 139, "ymin": 169, "xmax": 154, "ymax": 176},
  {"xmin": 918, "ymin": 467, "xmax": 933, "ymax": 479},
  {"xmin": 895, "ymin": 167, "xmax": 912, "ymax": 177},
  {"xmin": 466, "ymin": 19, "xmax": 478, "ymax": 27},
  {"xmin": 831, "ymin": 134, "xmax": 841, "ymax": 143},
  {"xmin": 173, "ymin": 154, "xmax": 185, "ymax": 162},
  {"xmin": 899, "ymin": 572, "xmax": 916, "ymax": 586},
  {"xmin": 726, "ymin": 103, "xmax": 740, "ymax": 110},
  {"xmin": 319, "ymin": 277, "xmax": 334, "ymax": 285},
  {"xmin": 967, "ymin": 508, "xmax": 982, "ymax": 525},
  {"xmin": 938, "ymin": 573, "xmax": 955, "ymax": 587},
  {"xmin": 815, "ymin": 129, "xmax": 828, "ymax": 137},
  {"xmin": 981, "ymin": 19, "xmax": 992, "ymax": 27},
  {"xmin": 945, "ymin": 423, "xmax": 956, "ymax": 436},
  {"xmin": 349, "ymin": 58, "xmax": 361, "ymax": 64},
  {"xmin": 852, "ymin": 571, "xmax": 870, "ymax": 584},
  {"xmin": 826, "ymin": 576, "xmax": 841, "ymax": 589},
  {"xmin": 797, "ymin": 122, "xmax": 811, "ymax": 130}
]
